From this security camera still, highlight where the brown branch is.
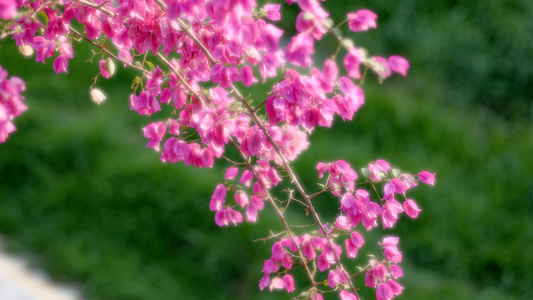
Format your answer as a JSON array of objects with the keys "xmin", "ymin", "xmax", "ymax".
[
  {"xmin": 69, "ymin": 26, "xmax": 149, "ymax": 74},
  {"xmin": 72, "ymin": 0, "xmax": 115, "ymax": 17},
  {"xmin": 155, "ymin": 52, "xmax": 206, "ymax": 106},
  {"xmin": 153, "ymin": 0, "xmax": 217, "ymax": 64},
  {"xmin": 229, "ymin": 138, "xmax": 317, "ymax": 286}
]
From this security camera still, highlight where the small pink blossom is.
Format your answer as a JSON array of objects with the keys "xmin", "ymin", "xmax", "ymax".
[
  {"xmin": 327, "ymin": 268, "xmax": 348, "ymax": 289},
  {"xmin": 388, "ymin": 55, "xmax": 410, "ymax": 76},
  {"xmin": 334, "ymin": 216, "xmax": 352, "ymax": 230},
  {"xmin": 344, "ymin": 47, "xmax": 362, "ymax": 79},
  {"xmin": 143, "ymin": 121, "xmax": 166, "ymax": 151},
  {"xmin": 418, "ymin": 171, "xmax": 436, "ymax": 185},
  {"xmin": 259, "ymin": 274, "xmax": 270, "ymax": 290},
  {"xmin": 225, "ymin": 166, "xmax": 239, "ymax": 180},
  {"xmin": 311, "ymin": 293, "xmax": 324, "ymax": 300},
  {"xmin": 264, "ymin": 4, "xmax": 281, "ymax": 21},
  {"xmin": 376, "ymin": 282, "xmax": 393, "ymax": 300},
  {"xmin": 370, "ymin": 56, "xmax": 391, "ymax": 80},
  {"xmin": 0, "ymin": 0, "xmax": 17, "ymax": 19},
  {"xmin": 347, "ymin": 9, "xmax": 377, "ymax": 32},
  {"xmin": 283, "ymin": 274, "xmax": 295, "ymax": 292},
  {"xmin": 215, "ymin": 207, "xmax": 243, "ymax": 226},
  {"xmin": 118, "ymin": 49, "xmax": 133, "ymax": 66},
  {"xmin": 53, "ymin": 56, "xmax": 68, "ymax": 74},
  {"xmin": 387, "ymin": 279, "xmax": 404, "ymax": 296},
  {"xmin": 403, "ymin": 199, "xmax": 421, "ymax": 218},
  {"xmin": 262, "ymin": 258, "xmax": 279, "ymax": 274},
  {"xmin": 269, "ymin": 277, "xmax": 285, "ymax": 291},
  {"xmin": 389, "ymin": 265, "xmax": 403, "ymax": 278},
  {"xmin": 382, "ymin": 199, "xmax": 404, "ymax": 229},
  {"xmin": 339, "ymin": 290, "xmax": 359, "ymax": 300},
  {"xmin": 285, "ymin": 33, "xmax": 314, "ymax": 68},
  {"xmin": 234, "ymin": 191, "xmax": 249, "ymax": 208},
  {"xmin": 382, "ymin": 237, "xmax": 402, "ymax": 263},
  {"xmin": 130, "ymin": 91, "xmax": 161, "ymax": 116},
  {"xmin": 345, "ymin": 230, "xmax": 364, "ymax": 258},
  {"xmin": 240, "ymin": 65, "xmax": 257, "ymax": 87},
  {"xmin": 322, "ymin": 58, "xmax": 338, "ymax": 85},
  {"xmin": 390, "ymin": 178, "xmax": 406, "ymax": 194},
  {"xmin": 209, "ymin": 184, "xmax": 227, "ymax": 211}
]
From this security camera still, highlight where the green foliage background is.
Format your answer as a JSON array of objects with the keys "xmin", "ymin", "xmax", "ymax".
[{"xmin": 0, "ymin": 1, "xmax": 532, "ymax": 299}]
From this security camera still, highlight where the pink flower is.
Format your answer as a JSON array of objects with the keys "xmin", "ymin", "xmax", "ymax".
[
  {"xmin": 285, "ymin": 33, "xmax": 314, "ymax": 68},
  {"xmin": 239, "ymin": 169, "xmax": 254, "ymax": 186},
  {"xmin": 387, "ymin": 279, "xmax": 404, "ymax": 296},
  {"xmin": 370, "ymin": 56, "xmax": 391, "ymax": 80},
  {"xmin": 53, "ymin": 56, "xmax": 68, "ymax": 74},
  {"xmin": 143, "ymin": 121, "xmax": 166, "ymax": 151},
  {"xmin": 118, "ymin": 49, "xmax": 133, "ymax": 66},
  {"xmin": 283, "ymin": 274, "xmax": 295, "ymax": 292},
  {"xmin": 376, "ymin": 282, "xmax": 393, "ymax": 300},
  {"xmin": 344, "ymin": 47, "xmax": 362, "ymax": 79},
  {"xmin": 300, "ymin": 234, "xmax": 316, "ymax": 259},
  {"xmin": 418, "ymin": 171, "xmax": 436, "ymax": 185},
  {"xmin": 261, "ymin": 24, "xmax": 284, "ymax": 53},
  {"xmin": 264, "ymin": 4, "xmax": 281, "ymax": 21},
  {"xmin": 327, "ymin": 268, "xmax": 348, "ymax": 289},
  {"xmin": 382, "ymin": 237, "xmax": 402, "ymax": 263},
  {"xmin": 58, "ymin": 40, "xmax": 73, "ymax": 59},
  {"xmin": 403, "ymin": 199, "xmax": 421, "ymax": 218},
  {"xmin": 234, "ymin": 191, "xmax": 249, "ymax": 208},
  {"xmin": 259, "ymin": 274, "xmax": 270, "ymax": 290},
  {"xmin": 388, "ymin": 55, "xmax": 410, "ymax": 76},
  {"xmin": 0, "ymin": 0, "xmax": 17, "ymax": 19},
  {"xmin": 0, "ymin": 66, "xmax": 26, "ymax": 144},
  {"xmin": 347, "ymin": 9, "xmax": 377, "ymax": 32},
  {"xmin": 225, "ymin": 166, "xmax": 239, "ymax": 180},
  {"xmin": 322, "ymin": 58, "xmax": 338, "ymax": 85},
  {"xmin": 389, "ymin": 265, "xmax": 403, "ymax": 278},
  {"xmin": 390, "ymin": 178, "xmax": 406, "ymax": 194},
  {"xmin": 382, "ymin": 199, "xmax": 404, "ymax": 229},
  {"xmin": 215, "ymin": 207, "xmax": 243, "ymax": 226},
  {"xmin": 339, "ymin": 290, "xmax": 359, "ymax": 300},
  {"xmin": 209, "ymin": 184, "xmax": 227, "ymax": 211},
  {"xmin": 269, "ymin": 277, "xmax": 285, "ymax": 291},
  {"xmin": 130, "ymin": 91, "xmax": 161, "ymax": 116},
  {"xmin": 240, "ymin": 65, "xmax": 257, "ymax": 87},
  {"xmin": 345, "ymin": 231, "xmax": 365, "ymax": 258},
  {"xmin": 311, "ymin": 293, "xmax": 324, "ymax": 300},
  {"xmin": 262, "ymin": 258, "xmax": 279, "ymax": 274}
]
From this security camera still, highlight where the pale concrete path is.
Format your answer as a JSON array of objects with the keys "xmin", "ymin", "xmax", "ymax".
[{"xmin": 0, "ymin": 240, "xmax": 80, "ymax": 300}]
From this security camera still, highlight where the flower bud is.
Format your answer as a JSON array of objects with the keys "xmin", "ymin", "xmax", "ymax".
[
  {"xmin": 99, "ymin": 58, "xmax": 116, "ymax": 78},
  {"xmin": 18, "ymin": 45, "xmax": 33, "ymax": 56},
  {"xmin": 90, "ymin": 88, "xmax": 106, "ymax": 105}
]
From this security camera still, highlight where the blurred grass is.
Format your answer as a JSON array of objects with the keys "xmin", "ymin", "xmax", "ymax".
[{"xmin": 1, "ymin": 1, "xmax": 533, "ymax": 299}]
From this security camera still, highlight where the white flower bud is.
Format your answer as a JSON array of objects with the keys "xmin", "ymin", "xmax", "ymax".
[
  {"xmin": 18, "ymin": 45, "xmax": 33, "ymax": 56},
  {"xmin": 105, "ymin": 58, "xmax": 116, "ymax": 77},
  {"xmin": 90, "ymin": 88, "xmax": 106, "ymax": 105}
]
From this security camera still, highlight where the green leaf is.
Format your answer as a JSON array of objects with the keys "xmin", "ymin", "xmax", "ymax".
[
  {"xmin": 146, "ymin": 61, "xmax": 155, "ymax": 71},
  {"xmin": 36, "ymin": 11, "xmax": 49, "ymax": 26}
]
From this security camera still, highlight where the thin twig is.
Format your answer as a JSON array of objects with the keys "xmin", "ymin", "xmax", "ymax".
[{"xmin": 69, "ymin": 26, "xmax": 149, "ymax": 74}]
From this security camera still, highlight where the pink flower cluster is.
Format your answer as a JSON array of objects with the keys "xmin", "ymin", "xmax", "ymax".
[
  {"xmin": 0, "ymin": 66, "xmax": 26, "ymax": 143},
  {"xmin": 364, "ymin": 238, "xmax": 405, "ymax": 300},
  {"xmin": 209, "ymin": 161, "xmax": 281, "ymax": 226},
  {"xmin": 0, "ymin": 0, "xmax": 436, "ymax": 298},
  {"xmin": 259, "ymin": 234, "xmax": 344, "ymax": 293}
]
